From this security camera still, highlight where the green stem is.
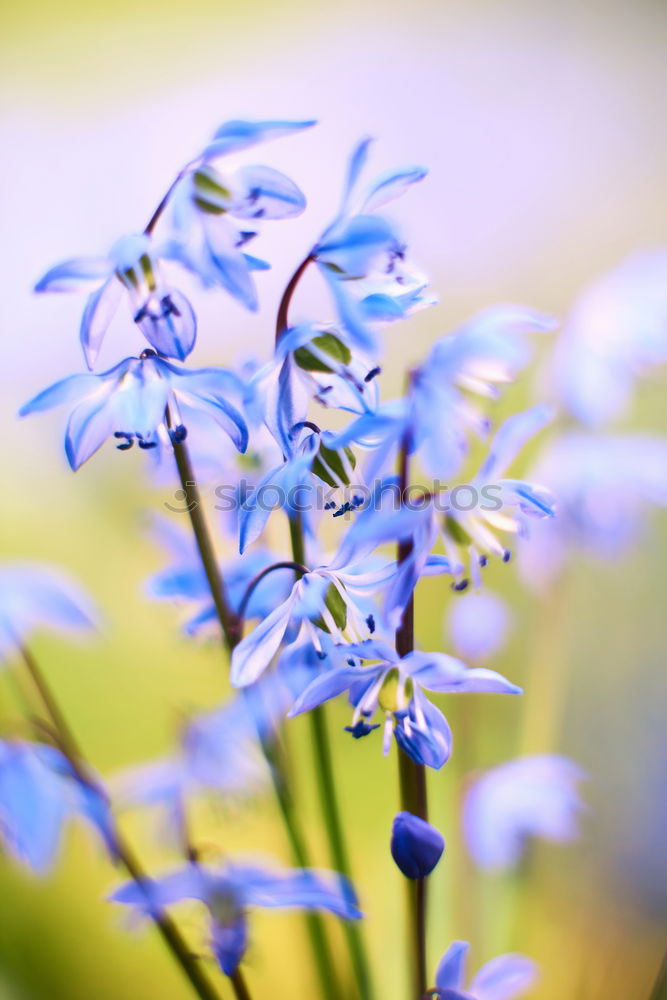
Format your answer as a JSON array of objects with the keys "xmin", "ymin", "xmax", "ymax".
[
  {"xmin": 309, "ymin": 702, "xmax": 376, "ymax": 1000},
  {"xmin": 228, "ymin": 968, "xmax": 253, "ymax": 1000},
  {"xmin": 168, "ymin": 434, "xmax": 339, "ymax": 999},
  {"xmin": 169, "ymin": 427, "xmax": 239, "ymax": 650},
  {"xmin": 649, "ymin": 947, "xmax": 667, "ymax": 1000},
  {"xmin": 288, "ymin": 514, "xmax": 375, "ymax": 1000},
  {"xmin": 396, "ymin": 435, "xmax": 429, "ymax": 1000},
  {"xmin": 19, "ymin": 646, "xmax": 225, "ymax": 1000}
]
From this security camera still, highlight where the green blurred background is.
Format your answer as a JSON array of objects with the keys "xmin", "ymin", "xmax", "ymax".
[{"xmin": 1, "ymin": 0, "xmax": 667, "ymax": 997}]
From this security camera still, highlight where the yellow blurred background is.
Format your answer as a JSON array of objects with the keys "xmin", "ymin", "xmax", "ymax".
[{"xmin": 1, "ymin": 1, "xmax": 667, "ymax": 997}]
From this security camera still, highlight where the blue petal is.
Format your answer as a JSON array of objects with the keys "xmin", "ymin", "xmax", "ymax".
[
  {"xmin": 34, "ymin": 256, "xmax": 111, "ymax": 293},
  {"xmin": 229, "ymin": 165, "xmax": 307, "ymax": 220},
  {"xmin": 394, "ymin": 698, "xmax": 452, "ymax": 769},
  {"xmin": 110, "ymin": 864, "xmax": 209, "ymax": 912},
  {"xmin": 470, "ymin": 953, "xmax": 538, "ymax": 1000},
  {"xmin": 80, "ymin": 278, "xmax": 123, "ymax": 369},
  {"xmin": 211, "ymin": 917, "xmax": 248, "ymax": 975},
  {"xmin": 19, "ymin": 373, "xmax": 99, "ymax": 417},
  {"xmin": 288, "ymin": 666, "xmax": 370, "ymax": 716},
  {"xmin": 230, "ymin": 592, "xmax": 297, "ymax": 686},
  {"xmin": 200, "ymin": 216, "xmax": 258, "ymax": 310},
  {"xmin": 240, "ymin": 866, "xmax": 361, "ymax": 919},
  {"xmin": 436, "ymin": 941, "xmax": 470, "ymax": 992},
  {"xmin": 135, "ymin": 289, "xmax": 197, "ymax": 362},
  {"xmin": 65, "ymin": 395, "xmax": 114, "ymax": 471},
  {"xmin": 478, "ymin": 405, "xmax": 554, "ymax": 481},
  {"xmin": 337, "ymin": 136, "xmax": 373, "ymax": 216},
  {"xmin": 179, "ymin": 392, "xmax": 248, "ymax": 454},
  {"xmin": 391, "ymin": 811, "xmax": 444, "ymax": 879},
  {"xmin": 317, "ymin": 214, "xmax": 398, "ymax": 278},
  {"xmin": 203, "ymin": 119, "xmax": 317, "ymax": 158},
  {"xmin": 362, "ymin": 165, "xmax": 428, "ymax": 213}
]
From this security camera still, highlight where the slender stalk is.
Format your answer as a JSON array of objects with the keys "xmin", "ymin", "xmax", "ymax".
[
  {"xmin": 309, "ymin": 700, "xmax": 375, "ymax": 1000},
  {"xmin": 168, "ymin": 423, "xmax": 239, "ymax": 649},
  {"xmin": 277, "ymin": 253, "xmax": 375, "ymax": 998},
  {"xmin": 229, "ymin": 969, "xmax": 253, "ymax": 1000},
  {"xmin": 19, "ymin": 646, "xmax": 224, "ymax": 1000},
  {"xmin": 649, "ymin": 947, "xmax": 667, "ymax": 1000},
  {"xmin": 167, "ymin": 432, "xmax": 339, "ymax": 1000},
  {"xmin": 396, "ymin": 436, "xmax": 429, "ymax": 1000},
  {"xmin": 144, "ymin": 157, "xmax": 202, "ymax": 236},
  {"xmin": 275, "ymin": 255, "xmax": 315, "ymax": 344}
]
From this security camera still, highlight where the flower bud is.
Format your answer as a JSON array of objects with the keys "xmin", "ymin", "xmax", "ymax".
[{"xmin": 391, "ymin": 811, "xmax": 445, "ymax": 879}]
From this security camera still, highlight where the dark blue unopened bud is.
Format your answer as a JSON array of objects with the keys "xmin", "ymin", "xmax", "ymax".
[{"xmin": 391, "ymin": 811, "xmax": 445, "ymax": 879}]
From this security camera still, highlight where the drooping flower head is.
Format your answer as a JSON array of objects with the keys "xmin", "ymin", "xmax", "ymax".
[
  {"xmin": 166, "ymin": 119, "xmax": 315, "ymax": 310},
  {"xmin": 289, "ymin": 639, "xmax": 520, "ymax": 769},
  {"xmin": 110, "ymin": 858, "xmax": 361, "ymax": 975},
  {"xmin": 391, "ymin": 811, "xmax": 445, "ymax": 879},
  {"xmin": 35, "ymin": 234, "xmax": 197, "ymax": 368},
  {"xmin": 463, "ymin": 755, "xmax": 586, "ymax": 871},
  {"xmin": 19, "ymin": 351, "xmax": 247, "ymax": 470}
]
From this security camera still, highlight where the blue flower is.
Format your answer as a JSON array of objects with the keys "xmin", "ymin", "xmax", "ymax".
[
  {"xmin": 230, "ymin": 559, "xmax": 393, "ymax": 687},
  {"xmin": 0, "ymin": 740, "xmax": 116, "ymax": 874},
  {"xmin": 551, "ymin": 251, "xmax": 667, "ymax": 426},
  {"xmin": 391, "ymin": 811, "xmax": 445, "ymax": 879},
  {"xmin": 19, "ymin": 351, "xmax": 247, "ymax": 470},
  {"xmin": 111, "ymin": 697, "xmax": 269, "ymax": 845},
  {"xmin": 0, "ymin": 562, "xmax": 97, "ymax": 661},
  {"xmin": 289, "ymin": 639, "xmax": 520, "ymax": 769},
  {"xmin": 435, "ymin": 941, "xmax": 537, "ymax": 1000},
  {"xmin": 331, "ymin": 407, "xmax": 555, "ymax": 625},
  {"xmin": 309, "ymin": 138, "xmax": 431, "ymax": 354},
  {"xmin": 147, "ymin": 520, "xmax": 292, "ymax": 637},
  {"xmin": 238, "ymin": 421, "xmax": 366, "ymax": 552},
  {"xmin": 35, "ymin": 234, "xmax": 197, "ymax": 369},
  {"xmin": 517, "ymin": 432, "xmax": 667, "ymax": 589},
  {"xmin": 463, "ymin": 755, "xmax": 586, "ymax": 871},
  {"xmin": 330, "ymin": 306, "xmax": 556, "ymax": 482},
  {"xmin": 109, "ymin": 858, "xmax": 361, "ymax": 975},
  {"xmin": 164, "ymin": 119, "xmax": 314, "ymax": 310}
]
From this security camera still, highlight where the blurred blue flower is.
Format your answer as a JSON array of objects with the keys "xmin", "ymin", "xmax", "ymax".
[
  {"xmin": 463, "ymin": 755, "xmax": 586, "ymax": 871},
  {"xmin": 518, "ymin": 433, "xmax": 667, "ymax": 589},
  {"xmin": 0, "ymin": 563, "xmax": 97, "ymax": 661},
  {"xmin": 551, "ymin": 251, "xmax": 667, "ymax": 425},
  {"xmin": 289, "ymin": 639, "xmax": 520, "ymax": 769},
  {"xmin": 330, "ymin": 306, "xmax": 556, "ymax": 482},
  {"xmin": 147, "ymin": 522, "xmax": 292, "ymax": 637},
  {"xmin": 435, "ymin": 941, "xmax": 537, "ymax": 1000},
  {"xmin": 446, "ymin": 590, "xmax": 512, "ymax": 663},
  {"xmin": 19, "ymin": 351, "xmax": 247, "ymax": 470},
  {"xmin": 332, "ymin": 406, "xmax": 555, "ymax": 625},
  {"xmin": 0, "ymin": 740, "xmax": 115, "ymax": 874},
  {"xmin": 165, "ymin": 119, "xmax": 314, "ymax": 310},
  {"xmin": 110, "ymin": 858, "xmax": 361, "ymax": 975},
  {"xmin": 35, "ymin": 233, "xmax": 197, "ymax": 369},
  {"xmin": 391, "ymin": 811, "xmax": 445, "ymax": 878},
  {"xmin": 309, "ymin": 138, "xmax": 431, "ymax": 355}
]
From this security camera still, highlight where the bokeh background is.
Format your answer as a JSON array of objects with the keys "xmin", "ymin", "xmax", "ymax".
[{"xmin": 2, "ymin": 0, "xmax": 667, "ymax": 997}]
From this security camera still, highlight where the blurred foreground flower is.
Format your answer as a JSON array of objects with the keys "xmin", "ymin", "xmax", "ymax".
[
  {"xmin": 463, "ymin": 755, "xmax": 586, "ymax": 870},
  {"xmin": 0, "ymin": 740, "xmax": 115, "ymax": 873},
  {"xmin": 435, "ymin": 941, "xmax": 537, "ymax": 1000},
  {"xmin": 110, "ymin": 859, "xmax": 361, "ymax": 975},
  {"xmin": 0, "ymin": 563, "xmax": 97, "ymax": 660}
]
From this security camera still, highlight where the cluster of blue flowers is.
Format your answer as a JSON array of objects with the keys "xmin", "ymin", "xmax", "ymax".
[{"xmin": 9, "ymin": 113, "xmax": 666, "ymax": 1000}]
